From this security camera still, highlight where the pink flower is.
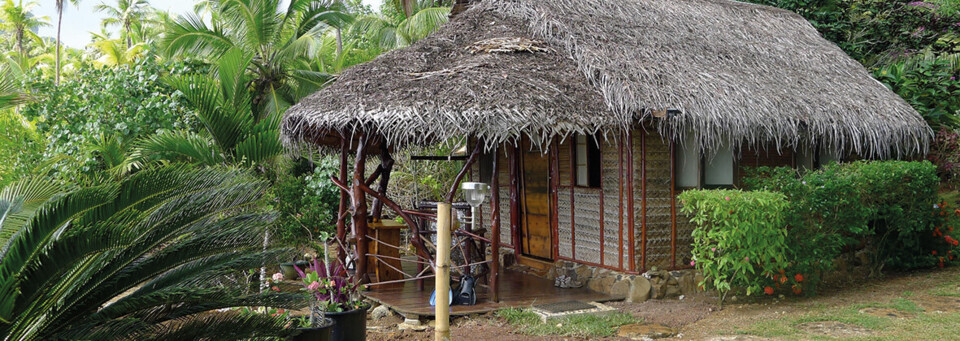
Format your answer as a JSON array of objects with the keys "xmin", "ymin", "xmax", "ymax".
[
  {"xmin": 690, "ymin": 260, "xmax": 696, "ymax": 266},
  {"xmin": 724, "ymin": 196, "xmax": 731, "ymax": 201},
  {"xmin": 744, "ymin": 256, "xmax": 750, "ymax": 262},
  {"xmin": 711, "ymin": 248, "xmax": 716, "ymax": 252},
  {"xmin": 272, "ymin": 272, "xmax": 284, "ymax": 282},
  {"xmin": 307, "ymin": 281, "xmax": 321, "ymax": 291}
]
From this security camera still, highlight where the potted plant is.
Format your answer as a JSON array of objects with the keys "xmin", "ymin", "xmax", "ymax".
[
  {"xmin": 276, "ymin": 232, "xmax": 368, "ymax": 341},
  {"xmin": 289, "ymin": 315, "xmax": 336, "ymax": 341}
]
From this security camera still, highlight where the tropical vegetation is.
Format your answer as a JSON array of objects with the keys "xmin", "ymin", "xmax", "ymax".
[{"xmin": 0, "ymin": 0, "xmax": 452, "ymax": 338}]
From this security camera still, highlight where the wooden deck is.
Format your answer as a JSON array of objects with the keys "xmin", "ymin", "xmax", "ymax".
[{"xmin": 362, "ymin": 269, "xmax": 621, "ymax": 317}]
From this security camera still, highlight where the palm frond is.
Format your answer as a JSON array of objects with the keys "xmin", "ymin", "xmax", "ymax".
[
  {"xmin": 161, "ymin": 13, "xmax": 234, "ymax": 59},
  {"xmin": 136, "ymin": 131, "xmax": 225, "ymax": 166},
  {"xmin": 396, "ymin": 6, "xmax": 450, "ymax": 47},
  {"xmin": 0, "ymin": 177, "xmax": 60, "ymax": 246}
]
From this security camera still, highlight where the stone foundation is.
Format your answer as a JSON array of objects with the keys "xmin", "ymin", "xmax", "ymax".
[{"xmin": 547, "ymin": 260, "xmax": 704, "ymax": 302}]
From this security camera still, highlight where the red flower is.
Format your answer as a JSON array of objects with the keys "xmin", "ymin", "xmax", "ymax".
[
  {"xmin": 933, "ymin": 250, "xmax": 939, "ymax": 255},
  {"xmin": 764, "ymin": 286, "xmax": 774, "ymax": 295},
  {"xmin": 272, "ymin": 286, "xmax": 280, "ymax": 292},
  {"xmin": 794, "ymin": 274, "xmax": 804, "ymax": 282},
  {"xmin": 780, "ymin": 276, "xmax": 788, "ymax": 284},
  {"xmin": 792, "ymin": 285, "xmax": 802, "ymax": 295}
]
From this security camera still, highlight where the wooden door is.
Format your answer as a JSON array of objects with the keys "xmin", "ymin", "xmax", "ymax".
[{"xmin": 519, "ymin": 140, "xmax": 553, "ymax": 260}]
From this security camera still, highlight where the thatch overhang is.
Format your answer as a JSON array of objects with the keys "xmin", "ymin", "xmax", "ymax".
[{"xmin": 282, "ymin": 0, "xmax": 932, "ymax": 157}]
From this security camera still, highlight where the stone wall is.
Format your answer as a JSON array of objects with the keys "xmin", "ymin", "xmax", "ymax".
[{"xmin": 548, "ymin": 260, "xmax": 704, "ymax": 303}]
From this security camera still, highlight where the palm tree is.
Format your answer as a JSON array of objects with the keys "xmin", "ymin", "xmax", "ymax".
[
  {"xmin": 54, "ymin": 0, "xmax": 81, "ymax": 86},
  {"xmin": 95, "ymin": 0, "xmax": 149, "ymax": 49},
  {"xmin": 352, "ymin": 0, "xmax": 450, "ymax": 51},
  {"xmin": 90, "ymin": 37, "xmax": 146, "ymax": 67},
  {"xmin": 0, "ymin": 165, "xmax": 303, "ymax": 340},
  {"xmin": 136, "ymin": 48, "xmax": 284, "ymax": 169},
  {"xmin": 161, "ymin": 0, "xmax": 352, "ymax": 115},
  {"xmin": 0, "ymin": 0, "xmax": 49, "ymax": 57}
]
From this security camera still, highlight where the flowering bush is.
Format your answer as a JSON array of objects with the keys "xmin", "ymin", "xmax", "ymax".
[
  {"xmin": 292, "ymin": 258, "xmax": 366, "ymax": 313},
  {"xmin": 678, "ymin": 190, "xmax": 790, "ymax": 307}
]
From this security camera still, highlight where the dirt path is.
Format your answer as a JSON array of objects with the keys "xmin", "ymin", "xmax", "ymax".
[{"xmin": 367, "ymin": 267, "xmax": 960, "ymax": 340}]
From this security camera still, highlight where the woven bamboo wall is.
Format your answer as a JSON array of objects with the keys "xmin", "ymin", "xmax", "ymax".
[
  {"xmin": 639, "ymin": 130, "xmax": 674, "ymax": 270},
  {"xmin": 572, "ymin": 187, "xmax": 602, "ymax": 264},
  {"xmin": 601, "ymin": 139, "xmax": 622, "ymax": 268},
  {"xmin": 557, "ymin": 140, "xmax": 573, "ymax": 259}
]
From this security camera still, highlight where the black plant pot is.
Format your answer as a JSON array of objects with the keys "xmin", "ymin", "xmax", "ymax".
[
  {"xmin": 325, "ymin": 306, "xmax": 368, "ymax": 341},
  {"xmin": 280, "ymin": 260, "xmax": 309, "ymax": 280},
  {"xmin": 290, "ymin": 318, "xmax": 335, "ymax": 341}
]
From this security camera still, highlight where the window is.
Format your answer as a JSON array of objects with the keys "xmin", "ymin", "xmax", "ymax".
[
  {"xmin": 674, "ymin": 132, "xmax": 735, "ymax": 189},
  {"xmin": 675, "ymin": 132, "xmax": 700, "ymax": 189},
  {"xmin": 703, "ymin": 141, "xmax": 734, "ymax": 188},
  {"xmin": 574, "ymin": 134, "xmax": 601, "ymax": 187}
]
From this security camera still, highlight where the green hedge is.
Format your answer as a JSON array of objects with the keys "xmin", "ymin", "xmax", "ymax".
[
  {"xmin": 744, "ymin": 161, "xmax": 948, "ymax": 271},
  {"xmin": 678, "ymin": 189, "xmax": 789, "ymax": 306},
  {"xmin": 684, "ymin": 161, "xmax": 956, "ymax": 299}
]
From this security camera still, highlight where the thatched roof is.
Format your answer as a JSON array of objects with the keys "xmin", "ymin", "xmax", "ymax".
[{"xmin": 282, "ymin": 0, "xmax": 932, "ymax": 157}]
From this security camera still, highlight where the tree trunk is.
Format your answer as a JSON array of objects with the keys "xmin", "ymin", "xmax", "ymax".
[
  {"xmin": 125, "ymin": 21, "xmax": 133, "ymax": 49},
  {"xmin": 336, "ymin": 28, "xmax": 344, "ymax": 59},
  {"xmin": 56, "ymin": 9, "xmax": 63, "ymax": 86},
  {"xmin": 402, "ymin": 0, "xmax": 415, "ymax": 18}
]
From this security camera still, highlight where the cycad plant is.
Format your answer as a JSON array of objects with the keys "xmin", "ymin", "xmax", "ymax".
[
  {"xmin": 0, "ymin": 165, "xmax": 303, "ymax": 340},
  {"xmin": 136, "ymin": 48, "xmax": 284, "ymax": 168},
  {"xmin": 162, "ymin": 0, "xmax": 351, "ymax": 114}
]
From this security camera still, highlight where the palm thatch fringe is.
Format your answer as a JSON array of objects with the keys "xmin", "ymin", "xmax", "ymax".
[{"xmin": 282, "ymin": 0, "xmax": 932, "ymax": 157}]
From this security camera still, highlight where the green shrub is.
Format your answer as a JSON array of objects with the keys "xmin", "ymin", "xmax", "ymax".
[
  {"xmin": 842, "ymin": 161, "xmax": 942, "ymax": 269},
  {"xmin": 271, "ymin": 157, "xmax": 341, "ymax": 249},
  {"xmin": 743, "ymin": 160, "xmax": 951, "ymax": 274},
  {"xmin": 742, "ymin": 164, "xmax": 872, "ymax": 294},
  {"xmin": 678, "ymin": 189, "xmax": 790, "ymax": 306}
]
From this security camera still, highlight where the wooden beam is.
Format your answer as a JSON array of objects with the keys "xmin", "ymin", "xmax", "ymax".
[
  {"xmin": 410, "ymin": 155, "xmax": 469, "ymax": 161},
  {"xmin": 352, "ymin": 133, "xmax": 371, "ymax": 284},
  {"xmin": 337, "ymin": 138, "xmax": 350, "ymax": 266},
  {"xmin": 444, "ymin": 143, "xmax": 482, "ymax": 204},
  {"xmin": 490, "ymin": 147, "xmax": 501, "ymax": 302},
  {"xmin": 357, "ymin": 183, "xmax": 431, "ymax": 268},
  {"xmin": 371, "ymin": 147, "xmax": 394, "ymax": 220},
  {"xmin": 509, "ymin": 145, "xmax": 521, "ymax": 252}
]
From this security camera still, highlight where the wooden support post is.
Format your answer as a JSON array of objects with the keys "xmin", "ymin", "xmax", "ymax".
[
  {"xmin": 352, "ymin": 133, "xmax": 371, "ymax": 284},
  {"xmin": 337, "ymin": 138, "xmax": 350, "ymax": 265},
  {"xmin": 444, "ymin": 143, "xmax": 482, "ymax": 203},
  {"xmin": 435, "ymin": 203, "xmax": 452, "ymax": 341},
  {"xmin": 371, "ymin": 147, "xmax": 394, "ymax": 220},
  {"xmin": 490, "ymin": 147, "xmax": 501, "ymax": 302}
]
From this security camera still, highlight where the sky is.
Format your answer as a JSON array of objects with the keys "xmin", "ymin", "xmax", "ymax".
[{"xmin": 33, "ymin": 0, "xmax": 381, "ymax": 49}]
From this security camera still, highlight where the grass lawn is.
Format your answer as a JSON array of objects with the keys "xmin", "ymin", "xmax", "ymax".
[
  {"xmin": 495, "ymin": 308, "xmax": 637, "ymax": 337},
  {"xmin": 732, "ymin": 274, "xmax": 960, "ymax": 340}
]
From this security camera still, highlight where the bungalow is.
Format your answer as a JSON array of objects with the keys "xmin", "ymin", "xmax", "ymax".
[{"xmin": 281, "ymin": 0, "xmax": 931, "ymax": 301}]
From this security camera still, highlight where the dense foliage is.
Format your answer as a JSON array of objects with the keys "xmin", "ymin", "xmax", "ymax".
[
  {"xmin": 684, "ymin": 161, "xmax": 951, "ymax": 300},
  {"xmin": 745, "ymin": 0, "xmax": 960, "ymax": 129},
  {"xmin": 678, "ymin": 190, "xmax": 790, "ymax": 306},
  {"xmin": 0, "ymin": 166, "xmax": 303, "ymax": 340},
  {"xmin": 19, "ymin": 60, "xmax": 199, "ymax": 179},
  {"xmin": 743, "ymin": 161, "xmax": 952, "ymax": 277},
  {"xmin": 271, "ymin": 157, "xmax": 341, "ymax": 247}
]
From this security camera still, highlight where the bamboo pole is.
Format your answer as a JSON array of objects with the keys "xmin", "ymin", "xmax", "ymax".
[{"xmin": 435, "ymin": 203, "xmax": 452, "ymax": 341}]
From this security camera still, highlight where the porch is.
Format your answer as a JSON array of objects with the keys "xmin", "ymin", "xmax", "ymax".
[{"xmin": 363, "ymin": 267, "xmax": 621, "ymax": 317}]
